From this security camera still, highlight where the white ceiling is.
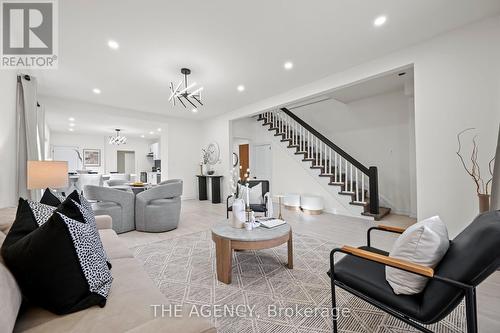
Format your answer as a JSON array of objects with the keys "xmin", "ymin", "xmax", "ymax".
[
  {"xmin": 42, "ymin": 97, "xmax": 163, "ymax": 139},
  {"xmin": 36, "ymin": 0, "xmax": 500, "ymax": 120}
]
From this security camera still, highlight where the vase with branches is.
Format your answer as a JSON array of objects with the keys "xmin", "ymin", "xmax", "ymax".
[
  {"xmin": 456, "ymin": 128, "xmax": 495, "ymax": 213},
  {"xmin": 200, "ymin": 148, "xmax": 210, "ymax": 175}
]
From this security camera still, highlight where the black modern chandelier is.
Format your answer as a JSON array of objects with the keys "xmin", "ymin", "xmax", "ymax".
[
  {"xmin": 169, "ymin": 68, "xmax": 203, "ymax": 110},
  {"xmin": 109, "ymin": 129, "xmax": 127, "ymax": 145}
]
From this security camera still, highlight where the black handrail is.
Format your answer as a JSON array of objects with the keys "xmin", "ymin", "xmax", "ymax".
[
  {"xmin": 278, "ymin": 107, "xmax": 379, "ymax": 215},
  {"xmin": 280, "ymin": 108, "xmax": 369, "ymax": 174}
]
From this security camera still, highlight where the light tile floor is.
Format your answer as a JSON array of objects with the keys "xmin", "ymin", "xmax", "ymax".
[{"xmin": 119, "ymin": 199, "xmax": 499, "ymax": 333}]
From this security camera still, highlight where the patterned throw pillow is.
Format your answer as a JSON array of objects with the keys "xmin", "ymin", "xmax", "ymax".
[{"xmin": 0, "ymin": 195, "xmax": 113, "ymax": 314}]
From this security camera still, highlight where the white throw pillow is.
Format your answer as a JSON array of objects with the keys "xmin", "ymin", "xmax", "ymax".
[
  {"xmin": 386, "ymin": 216, "xmax": 449, "ymax": 295},
  {"xmin": 237, "ymin": 183, "xmax": 263, "ymax": 205}
]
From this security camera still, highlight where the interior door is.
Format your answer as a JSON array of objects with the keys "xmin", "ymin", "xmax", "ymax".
[
  {"xmin": 239, "ymin": 144, "xmax": 249, "ymax": 180},
  {"xmin": 253, "ymin": 144, "xmax": 272, "ymax": 181},
  {"xmin": 117, "ymin": 151, "xmax": 135, "ymax": 174}
]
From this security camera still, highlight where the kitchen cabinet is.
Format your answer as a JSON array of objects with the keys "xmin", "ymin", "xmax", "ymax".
[{"xmin": 149, "ymin": 142, "xmax": 161, "ymax": 160}]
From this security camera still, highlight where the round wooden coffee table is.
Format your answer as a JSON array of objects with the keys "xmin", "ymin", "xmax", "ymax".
[{"xmin": 211, "ymin": 222, "xmax": 293, "ymax": 284}]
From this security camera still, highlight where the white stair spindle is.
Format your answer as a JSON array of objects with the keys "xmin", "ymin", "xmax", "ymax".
[
  {"xmin": 329, "ymin": 148, "xmax": 332, "ymax": 175},
  {"xmin": 335, "ymin": 153, "xmax": 338, "ymax": 182},
  {"xmin": 355, "ymin": 169, "xmax": 359, "ymax": 201},
  {"xmin": 299, "ymin": 126, "xmax": 302, "ymax": 151},
  {"xmin": 344, "ymin": 159, "xmax": 348, "ymax": 189},
  {"xmin": 350, "ymin": 164, "xmax": 353, "ymax": 193},
  {"xmin": 307, "ymin": 131, "xmax": 310, "ymax": 157},
  {"xmin": 362, "ymin": 174, "xmax": 365, "ymax": 202},
  {"xmin": 319, "ymin": 141, "xmax": 322, "ymax": 168},
  {"xmin": 316, "ymin": 137, "xmax": 319, "ymax": 166}
]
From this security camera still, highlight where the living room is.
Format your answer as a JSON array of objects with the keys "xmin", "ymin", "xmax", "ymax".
[{"xmin": 1, "ymin": 1, "xmax": 500, "ymax": 333}]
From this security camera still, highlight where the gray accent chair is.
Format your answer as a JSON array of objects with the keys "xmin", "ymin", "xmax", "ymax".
[
  {"xmin": 83, "ymin": 185, "xmax": 135, "ymax": 234},
  {"xmin": 135, "ymin": 179, "xmax": 183, "ymax": 232},
  {"xmin": 106, "ymin": 179, "xmax": 129, "ymax": 187}
]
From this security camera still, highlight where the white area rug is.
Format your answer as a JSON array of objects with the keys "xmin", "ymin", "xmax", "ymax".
[{"xmin": 133, "ymin": 230, "xmax": 465, "ymax": 332}]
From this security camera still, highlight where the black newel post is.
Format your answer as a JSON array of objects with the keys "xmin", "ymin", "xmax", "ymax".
[{"xmin": 368, "ymin": 166, "xmax": 379, "ymax": 215}]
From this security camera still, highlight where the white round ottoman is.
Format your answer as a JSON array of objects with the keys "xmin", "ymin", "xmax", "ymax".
[
  {"xmin": 300, "ymin": 195, "xmax": 324, "ymax": 215},
  {"xmin": 283, "ymin": 193, "xmax": 301, "ymax": 211}
]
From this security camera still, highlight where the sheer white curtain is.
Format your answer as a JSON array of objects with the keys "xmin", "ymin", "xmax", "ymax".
[
  {"xmin": 16, "ymin": 74, "xmax": 44, "ymax": 200},
  {"xmin": 491, "ymin": 124, "xmax": 500, "ymax": 211}
]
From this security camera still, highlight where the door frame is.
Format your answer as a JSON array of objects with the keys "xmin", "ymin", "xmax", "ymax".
[{"xmin": 250, "ymin": 142, "xmax": 273, "ymax": 192}]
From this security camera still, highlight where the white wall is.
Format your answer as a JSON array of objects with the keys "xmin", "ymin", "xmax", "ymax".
[
  {"xmin": 202, "ymin": 16, "xmax": 500, "ymax": 237},
  {"xmin": 294, "ymin": 90, "xmax": 415, "ymax": 216},
  {"xmin": 160, "ymin": 118, "xmax": 203, "ymax": 200},
  {"xmin": 50, "ymin": 132, "xmax": 155, "ymax": 176},
  {"xmin": 43, "ymin": 97, "xmax": 202, "ymax": 200},
  {"xmin": 0, "ymin": 72, "xmax": 18, "ymax": 208}
]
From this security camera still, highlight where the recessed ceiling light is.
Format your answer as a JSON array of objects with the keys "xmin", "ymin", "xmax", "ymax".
[
  {"xmin": 68, "ymin": 128, "xmax": 74, "ymax": 132},
  {"xmin": 237, "ymin": 85, "xmax": 245, "ymax": 92},
  {"xmin": 157, "ymin": 128, "xmax": 162, "ymax": 132},
  {"xmin": 374, "ymin": 15, "xmax": 387, "ymax": 27},
  {"xmin": 107, "ymin": 40, "xmax": 119, "ymax": 50},
  {"xmin": 140, "ymin": 134, "xmax": 145, "ymax": 138},
  {"xmin": 284, "ymin": 61, "xmax": 293, "ymax": 70},
  {"xmin": 149, "ymin": 131, "xmax": 154, "ymax": 135},
  {"xmin": 68, "ymin": 117, "xmax": 75, "ymax": 121},
  {"xmin": 192, "ymin": 108, "xmax": 198, "ymax": 113},
  {"xmin": 69, "ymin": 123, "xmax": 75, "ymax": 127},
  {"xmin": 92, "ymin": 88, "xmax": 101, "ymax": 94}
]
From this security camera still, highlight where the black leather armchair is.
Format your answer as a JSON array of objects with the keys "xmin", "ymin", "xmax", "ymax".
[
  {"xmin": 226, "ymin": 180, "xmax": 269, "ymax": 218},
  {"xmin": 329, "ymin": 210, "xmax": 500, "ymax": 333}
]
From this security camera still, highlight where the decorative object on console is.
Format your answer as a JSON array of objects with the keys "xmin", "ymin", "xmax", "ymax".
[
  {"xmin": 169, "ymin": 68, "xmax": 203, "ymax": 109},
  {"xmin": 201, "ymin": 142, "xmax": 221, "ymax": 175},
  {"xmin": 490, "ymin": 124, "xmax": 500, "ymax": 211},
  {"xmin": 201, "ymin": 148, "xmax": 209, "ymax": 175},
  {"xmin": 232, "ymin": 152, "xmax": 239, "ymax": 167},
  {"xmin": 456, "ymin": 128, "xmax": 495, "ymax": 213},
  {"xmin": 83, "ymin": 149, "xmax": 101, "ymax": 167},
  {"xmin": 108, "ymin": 129, "xmax": 127, "ymax": 145},
  {"xmin": 1, "ymin": 192, "xmax": 112, "ymax": 314}
]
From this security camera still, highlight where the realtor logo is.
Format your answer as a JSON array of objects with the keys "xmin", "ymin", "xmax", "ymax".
[{"xmin": 1, "ymin": 0, "xmax": 58, "ymax": 68}]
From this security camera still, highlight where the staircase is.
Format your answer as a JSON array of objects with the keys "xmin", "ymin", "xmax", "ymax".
[{"xmin": 258, "ymin": 108, "xmax": 390, "ymax": 220}]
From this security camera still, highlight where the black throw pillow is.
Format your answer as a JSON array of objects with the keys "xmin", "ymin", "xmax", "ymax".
[
  {"xmin": 1, "ymin": 196, "xmax": 113, "ymax": 315},
  {"xmin": 40, "ymin": 188, "xmax": 66, "ymax": 207},
  {"xmin": 29, "ymin": 189, "xmax": 111, "ymax": 270}
]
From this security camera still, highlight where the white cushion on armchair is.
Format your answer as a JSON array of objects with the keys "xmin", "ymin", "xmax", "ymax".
[
  {"xmin": 386, "ymin": 216, "xmax": 449, "ymax": 295},
  {"xmin": 237, "ymin": 183, "xmax": 263, "ymax": 205}
]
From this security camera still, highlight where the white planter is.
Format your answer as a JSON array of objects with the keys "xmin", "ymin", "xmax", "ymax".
[{"xmin": 201, "ymin": 164, "xmax": 208, "ymax": 175}]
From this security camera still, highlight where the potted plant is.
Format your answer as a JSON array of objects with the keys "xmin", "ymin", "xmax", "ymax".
[{"xmin": 457, "ymin": 128, "xmax": 495, "ymax": 213}]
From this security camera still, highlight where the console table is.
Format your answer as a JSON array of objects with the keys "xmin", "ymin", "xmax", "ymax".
[{"xmin": 196, "ymin": 175, "xmax": 223, "ymax": 203}]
